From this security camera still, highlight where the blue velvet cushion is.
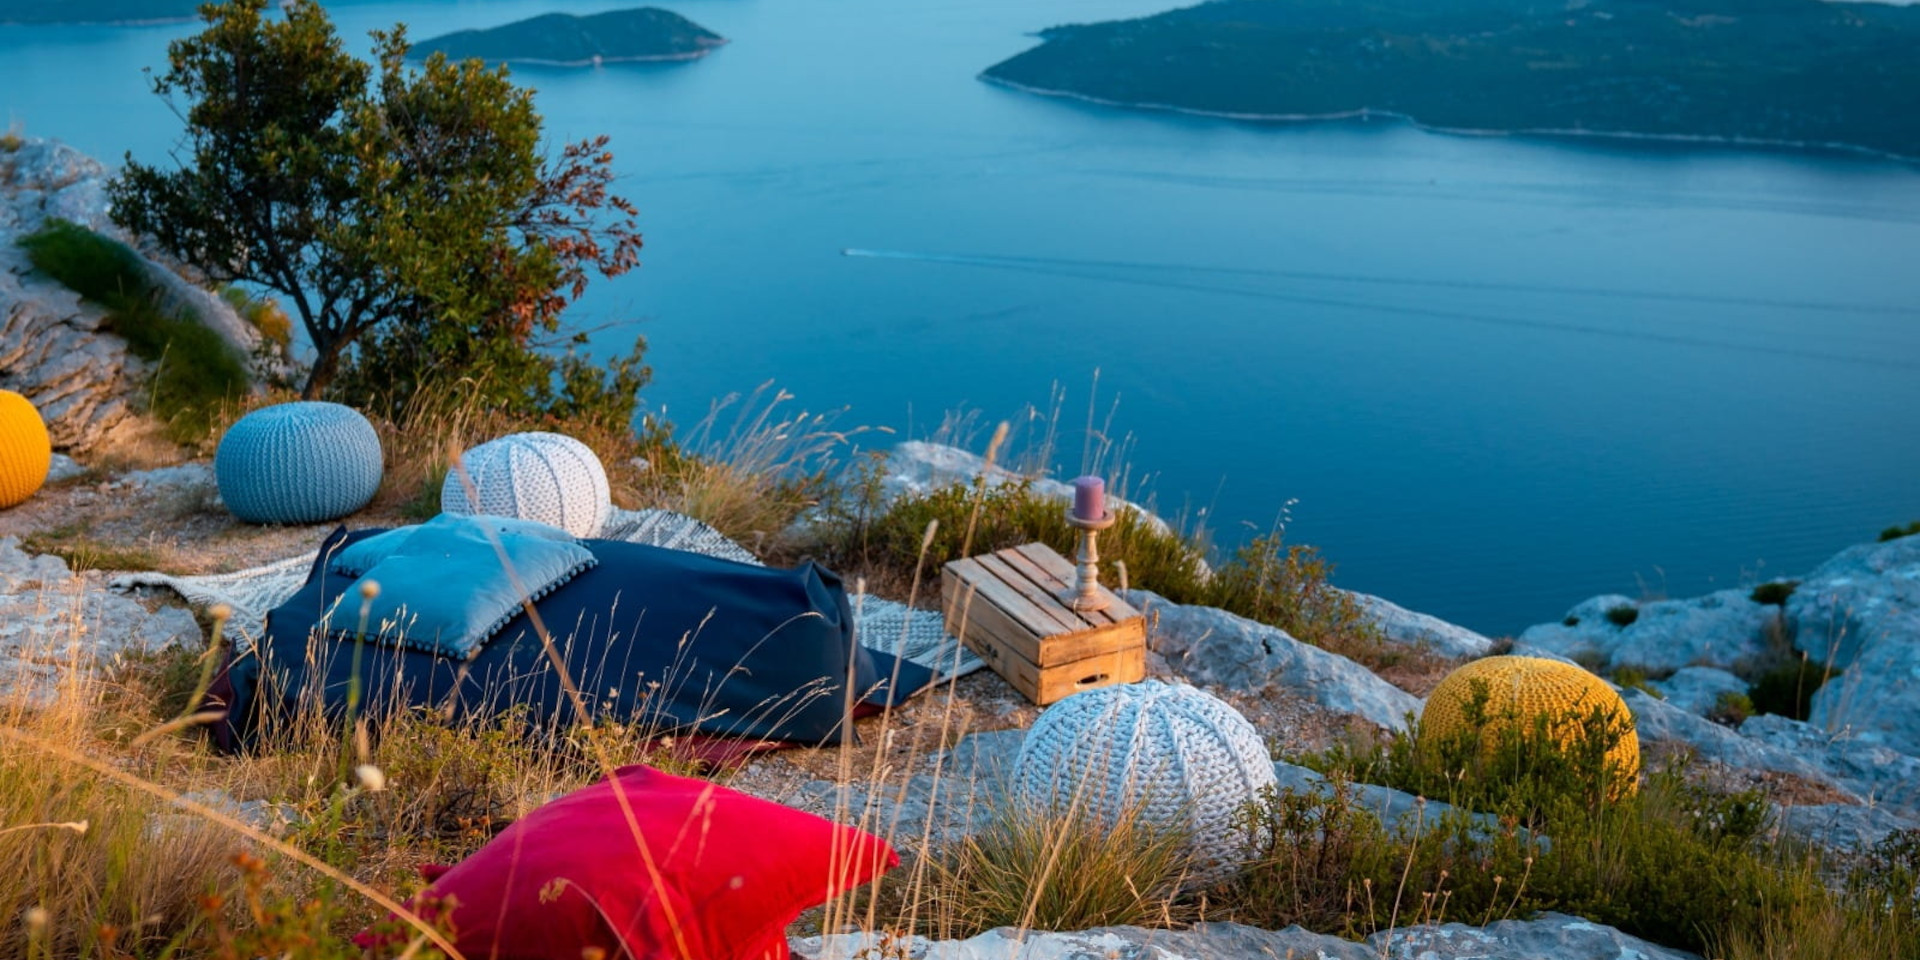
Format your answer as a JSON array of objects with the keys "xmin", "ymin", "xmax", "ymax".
[
  {"xmin": 216, "ymin": 402, "xmax": 383, "ymax": 524},
  {"xmin": 328, "ymin": 514, "xmax": 597, "ymax": 659}
]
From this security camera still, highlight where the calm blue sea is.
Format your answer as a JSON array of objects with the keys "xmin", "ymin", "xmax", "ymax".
[{"xmin": 5, "ymin": 0, "xmax": 1919, "ymax": 636}]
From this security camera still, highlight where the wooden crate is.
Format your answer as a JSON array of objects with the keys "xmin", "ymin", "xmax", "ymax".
[{"xmin": 941, "ymin": 542, "xmax": 1146, "ymax": 705}]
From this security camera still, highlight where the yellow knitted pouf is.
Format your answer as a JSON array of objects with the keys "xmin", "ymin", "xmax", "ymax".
[
  {"xmin": 0, "ymin": 390, "xmax": 52, "ymax": 509},
  {"xmin": 1420, "ymin": 655, "xmax": 1640, "ymax": 794}
]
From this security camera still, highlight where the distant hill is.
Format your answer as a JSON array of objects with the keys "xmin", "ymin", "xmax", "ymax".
[
  {"xmin": 410, "ymin": 8, "xmax": 727, "ymax": 65},
  {"xmin": 0, "ymin": 0, "xmax": 201, "ymax": 24},
  {"xmin": 981, "ymin": 0, "xmax": 1920, "ymax": 160}
]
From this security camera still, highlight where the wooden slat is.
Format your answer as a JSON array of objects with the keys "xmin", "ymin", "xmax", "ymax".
[
  {"xmin": 1013, "ymin": 542, "xmax": 1141, "ymax": 621},
  {"xmin": 997, "ymin": 547, "xmax": 1116, "ymax": 627},
  {"xmin": 943, "ymin": 567, "xmax": 1129, "ymax": 667},
  {"xmin": 977, "ymin": 552, "xmax": 1081, "ymax": 633},
  {"xmin": 943, "ymin": 557, "xmax": 1065, "ymax": 638},
  {"xmin": 980, "ymin": 634, "xmax": 1149, "ymax": 706}
]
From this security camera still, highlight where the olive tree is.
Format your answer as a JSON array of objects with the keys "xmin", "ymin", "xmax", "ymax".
[{"xmin": 111, "ymin": 0, "xmax": 647, "ymax": 416}]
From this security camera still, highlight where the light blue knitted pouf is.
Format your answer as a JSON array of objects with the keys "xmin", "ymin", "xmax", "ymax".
[
  {"xmin": 216, "ymin": 402, "xmax": 383, "ymax": 525},
  {"xmin": 441, "ymin": 431, "xmax": 611, "ymax": 538},
  {"xmin": 1009, "ymin": 680, "xmax": 1277, "ymax": 884}
]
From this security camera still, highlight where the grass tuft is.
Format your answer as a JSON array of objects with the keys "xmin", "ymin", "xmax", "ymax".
[{"xmin": 18, "ymin": 219, "xmax": 250, "ymax": 446}]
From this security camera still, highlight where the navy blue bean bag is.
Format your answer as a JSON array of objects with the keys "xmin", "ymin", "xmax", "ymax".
[{"xmin": 207, "ymin": 526, "xmax": 933, "ymax": 752}]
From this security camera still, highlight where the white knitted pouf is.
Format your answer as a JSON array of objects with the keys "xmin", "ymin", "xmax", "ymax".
[
  {"xmin": 441, "ymin": 432, "xmax": 611, "ymax": 538},
  {"xmin": 1009, "ymin": 680, "xmax": 1277, "ymax": 883}
]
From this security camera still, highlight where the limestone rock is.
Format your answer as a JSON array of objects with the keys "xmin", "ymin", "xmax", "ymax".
[
  {"xmin": 1520, "ymin": 590, "xmax": 1774, "ymax": 674},
  {"xmin": 1126, "ymin": 589, "xmax": 1421, "ymax": 731},
  {"xmin": 2, "ymin": 136, "xmax": 264, "ymax": 454},
  {"xmin": 1624, "ymin": 689, "xmax": 1828, "ymax": 784},
  {"xmin": 1737, "ymin": 713, "xmax": 1920, "ymax": 821},
  {"xmin": 1650, "ymin": 666, "xmax": 1750, "ymax": 717},
  {"xmin": 0, "ymin": 536, "xmax": 201, "ymax": 705},
  {"xmin": 1345, "ymin": 589, "xmax": 1492, "ymax": 659},
  {"xmin": 1776, "ymin": 803, "xmax": 1914, "ymax": 854},
  {"xmin": 1786, "ymin": 536, "xmax": 1920, "ymax": 756},
  {"xmin": 1271, "ymin": 761, "xmax": 1512, "ymax": 840},
  {"xmin": 797, "ymin": 914, "xmax": 1699, "ymax": 960}
]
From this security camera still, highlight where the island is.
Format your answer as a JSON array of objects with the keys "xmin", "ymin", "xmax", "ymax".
[
  {"xmin": 0, "ymin": 0, "xmax": 200, "ymax": 24},
  {"xmin": 979, "ymin": 0, "xmax": 1920, "ymax": 160},
  {"xmin": 410, "ymin": 8, "xmax": 727, "ymax": 66}
]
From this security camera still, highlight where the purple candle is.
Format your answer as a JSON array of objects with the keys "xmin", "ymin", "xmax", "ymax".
[{"xmin": 1071, "ymin": 476, "xmax": 1106, "ymax": 521}]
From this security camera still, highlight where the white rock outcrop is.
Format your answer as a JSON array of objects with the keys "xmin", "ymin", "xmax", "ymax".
[
  {"xmin": 1126, "ymin": 588, "xmax": 1422, "ymax": 731},
  {"xmin": 0, "ymin": 536, "xmax": 201, "ymax": 705},
  {"xmin": 1, "ymin": 137, "xmax": 261, "ymax": 454}
]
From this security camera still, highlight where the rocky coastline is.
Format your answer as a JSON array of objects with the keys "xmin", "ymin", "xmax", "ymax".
[{"xmin": 4, "ymin": 135, "xmax": 1918, "ymax": 959}]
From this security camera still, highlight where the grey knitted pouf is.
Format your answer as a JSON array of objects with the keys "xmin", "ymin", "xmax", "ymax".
[
  {"xmin": 215, "ymin": 402, "xmax": 383, "ymax": 524},
  {"xmin": 1009, "ymin": 680, "xmax": 1277, "ymax": 883},
  {"xmin": 441, "ymin": 431, "xmax": 611, "ymax": 538}
]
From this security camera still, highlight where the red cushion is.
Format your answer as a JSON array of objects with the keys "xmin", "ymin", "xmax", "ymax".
[{"xmin": 356, "ymin": 765, "xmax": 898, "ymax": 960}]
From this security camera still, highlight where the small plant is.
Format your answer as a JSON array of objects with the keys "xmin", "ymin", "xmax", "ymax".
[
  {"xmin": 1707, "ymin": 690, "xmax": 1755, "ymax": 727},
  {"xmin": 1610, "ymin": 665, "xmax": 1664, "ymax": 698},
  {"xmin": 923, "ymin": 798, "xmax": 1196, "ymax": 935},
  {"xmin": 1605, "ymin": 604, "xmax": 1640, "ymax": 627},
  {"xmin": 0, "ymin": 122, "xmax": 22, "ymax": 152},
  {"xmin": 1879, "ymin": 520, "xmax": 1920, "ymax": 542},
  {"xmin": 1563, "ymin": 615, "xmax": 1580, "ymax": 627},
  {"xmin": 1749, "ymin": 580, "xmax": 1798, "ymax": 606}
]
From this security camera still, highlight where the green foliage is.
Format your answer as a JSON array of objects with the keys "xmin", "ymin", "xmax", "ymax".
[
  {"xmin": 926, "ymin": 800, "xmax": 1196, "ymax": 935},
  {"xmin": 110, "ymin": 0, "xmax": 646, "ymax": 423},
  {"xmin": 1605, "ymin": 604, "xmax": 1640, "ymax": 627},
  {"xmin": 1707, "ymin": 690, "xmax": 1755, "ymax": 727},
  {"xmin": 187, "ymin": 855, "xmax": 451, "ymax": 960},
  {"xmin": 1749, "ymin": 580, "xmax": 1799, "ymax": 606},
  {"xmin": 17, "ymin": 219, "xmax": 249, "ymax": 442},
  {"xmin": 815, "ymin": 477, "xmax": 1387, "ymax": 665},
  {"xmin": 1749, "ymin": 655, "xmax": 1838, "ymax": 721},
  {"xmin": 1881, "ymin": 520, "xmax": 1920, "ymax": 542},
  {"xmin": 1266, "ymin": 704, "xmax": 1834, "ymax": 956},
  {"xmin": 1610, "ymin": 665, "xmax": 1664, "ymax": 699}
]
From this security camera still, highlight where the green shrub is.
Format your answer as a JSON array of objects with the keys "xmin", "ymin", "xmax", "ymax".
[
  {"xmin": 1610, "ymin": 665, "xmax": 1665, "ymax": 698},
  {"xmin": 1563, "ymin": 615, "xmax": 1580, "ymax": 627},
  {"xmin": 18, "ymin": 219, "xmax": 249, "ymax": 443},
  {"xmin": 1707, "ymin": 690, "xmax": 1755, "ymax": 727},
  {"xmin": 1749, "ymin": 655, "xmax": 1838, "ymax": 721},
  {"xmin": 1749, "ymin": 581, "xmax": 1798, "ymax": 606},
  {"xmin": 1605, "ymin": 604, "xmax": 1640, "ymax": 627},
  {"xmin": 1878, "ymin": 521, "xmax": 1920, "ymax": 542},
  {"xmin": 1270, "ymin": 703, "xmax": 1834, "ymax": 956}
]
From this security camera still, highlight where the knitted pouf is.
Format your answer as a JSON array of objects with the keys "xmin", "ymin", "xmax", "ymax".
[
  {"xmin": 215, "ymin": 402, "xmax": 383, "ymax": 524},
  {"xmin": 441, "ymin": 432, "xmax": 611, "ymax": 539},
  {"xmin": 1009, "ymin": 680, "xmax": 1277, "ymax": 883},
  {"xmin": 0, "ymin": 390, "xmax": 52, "ymax": 509},
  {"xmin": 1421, "ymin": 656, "xmax": 1641, "ymax": 795}
]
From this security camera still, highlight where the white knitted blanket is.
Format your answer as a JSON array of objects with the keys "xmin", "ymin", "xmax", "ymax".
[{"xmin": 110, "ymin": 508, "xmax": 982, "ymax": 679}]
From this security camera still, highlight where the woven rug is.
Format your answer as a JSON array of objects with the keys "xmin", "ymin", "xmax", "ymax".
[{"xmin": 110, "ymin": 508, "xmax": 983, "ymax": 679}]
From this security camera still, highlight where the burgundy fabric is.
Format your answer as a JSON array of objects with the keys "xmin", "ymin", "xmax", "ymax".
[{"xmin": 356, "ymin": 765, "xmax": 898, "ymax": 960}]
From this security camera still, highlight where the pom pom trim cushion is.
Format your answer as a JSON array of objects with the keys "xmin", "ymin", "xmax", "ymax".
[{"xmin": 355, "ymin": 764, "xmax": 899, "ymax": 960}]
